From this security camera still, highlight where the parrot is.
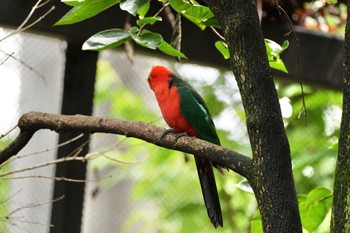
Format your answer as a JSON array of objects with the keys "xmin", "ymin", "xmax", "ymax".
[{"xmin": 147, "ymin": 65, "xmax": 223, "ymax": 228}]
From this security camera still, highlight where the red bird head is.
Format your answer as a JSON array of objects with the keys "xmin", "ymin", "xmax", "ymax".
[{"xmin": 147, "ymin": 66, "xmax": 173, "ymax": 92}]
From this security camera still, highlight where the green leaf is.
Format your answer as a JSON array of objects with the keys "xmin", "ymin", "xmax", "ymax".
[
  {"xmin": 299, "ymin": 187, "xmax": 332, "ymax": 233},
  {"xmin": 265, "ymin": 39, "xmax": 289, "ymax": 73},
  {"xmin": 120, "ymin": 0, "xmax": 150, "ymax": 16},
  {"xmin": 328, "ymin": 140, "xmax": 338, "ymax": 150},
  {"xmin": 129, "ymin": 27, "xmax": 162, "ymax": 49},
  {"xmin": 168, "ymin": 0, "xmax": 189, "ymax": 12},
  {"xmin": 202, "ymin": 17, "xmax": 221, "ymax": 28},
  {"xmin": 137, "ymin": 1, "xmax": 150, "ymax": 18},
  {"xmin": 55, "ymin": 0, "xmax": 120, "ymax": 25},
  {"xmin": 168, "ymin": 0, "xmax": 216, "ymax": 30},
  {"xmin": 61, "ymin": 0, "xmax": 101, "ymax": 6},
  {"xmin": 82, "ymin": 29, "xmax": 131, "ymax": 51},
  {"xmin": 265, "ymin": 39, "xmax": 288, "ymax": 57},
  {"xmin": 215, "ymin": 41, "xmax": 229, "ymax": 59},
  {"xmin": 250, "ymin": 211, "xmax": 263, "ymax": 233},
  {"xmin": 281, "ymin": 40, "xmax": 290, "ymax": 52},
  {"xmin": 158, "ymin": 40, "xmax": 187, "ymax": 58},
  {"xmin": 269, "ymin": 59, "xmax": 288, "ymax": 73},
  {"xmin": 306, "ymin": 187, "xmax": 332, "ymax": 205},
  {"xmin": 136, "ymin": 16, "xmax": 162, "ymax": 27},
  {"xmin": 183, "ymin": 5, "xmax": 215, "ymax": 24},
  {"xmin": 129, "ymin": 26, "xmax": 186, "ymax": 57}
]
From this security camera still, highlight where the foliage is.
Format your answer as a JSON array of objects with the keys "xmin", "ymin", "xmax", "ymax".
[
  {"xmin": 265, "ymin": 39, "xmax": 289, "ymax": 73},
  {"xmin": 298, "ymin": 187, "xmax": 332, "ymax": 233},
  {"xmin": 56, "ymin": 0, "xmax": 287, "ymax": 71},
  {"xmin": 216, "ymin": 39, "xmax": 289, "ymax": 73}
]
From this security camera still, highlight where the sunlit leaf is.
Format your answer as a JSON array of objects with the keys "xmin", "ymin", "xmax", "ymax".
[
  {"xmin": 82, "ymin": 28, "xmax": 131, "ymax": 51},
  {"xmin": 215, "ymin": 41, "xmax": 229, "ymax": 59},
  {"xmin": 327, "ymin": 0, "xmax": 337, "ymax": 3},
  {"xmin": 269, "ymin": 59, "xmax": 288, "ymax": 73},
  {"xmin": 61, "ymin": 0, "xmax": 101, "ymax": 6},
  {"xmin": 281, "ymin": 40, "xmax": 289, "ymax": 52},
  {"xmin": 299, "ymin": 187, "xmax": 332, "ymax": 233},
  {"xmin": 328, "ymin": 140, "xmax": 338, "ymax": 150},
  {"xmin": 55, "ymin": 0, "xmax": 120, "ymax": 25},
  {"xmin": 120, "ymin": 0, "xmax": 150, "ymax": 16},
  {"xmin": 250, "ymin": 210, "xmax": 263, "ymax": 233},
  {"xmin": 265, "ymin": 39, "xmax": 289, "ymax": 73},
  {"xmin": 265, "ymin": 39, "xmax": 289, "ymax": 57}
]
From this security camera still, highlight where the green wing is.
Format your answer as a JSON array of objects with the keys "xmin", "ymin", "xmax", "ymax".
[{"xmin": 171, "ymin": 75, "xmax": 221, "ymax": 145}]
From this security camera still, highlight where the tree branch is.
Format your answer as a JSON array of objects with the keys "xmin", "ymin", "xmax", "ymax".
[{"xmin": 0, "ymin": 112, "xmax": 251, "ymax": 177}]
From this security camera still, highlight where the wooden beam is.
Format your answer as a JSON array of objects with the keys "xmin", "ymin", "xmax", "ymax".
[{"xmin": 49, "ymin": 43, "xmax": 97, "ymax": 233}]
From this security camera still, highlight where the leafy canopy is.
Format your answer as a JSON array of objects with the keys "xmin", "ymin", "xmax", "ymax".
[{"xmin": 56, "ymin": 0, "xmax": 288, "ymax": 72}]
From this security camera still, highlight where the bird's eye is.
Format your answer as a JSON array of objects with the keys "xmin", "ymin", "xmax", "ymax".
[{"xmin": 147, "ymin": 76, "xmax": 152, "ymax": 82}]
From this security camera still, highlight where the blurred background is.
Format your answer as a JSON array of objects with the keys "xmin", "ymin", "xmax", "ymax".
[{"xmin": 0, "ymin": 0, "xmax": 345, "ymax": 232}]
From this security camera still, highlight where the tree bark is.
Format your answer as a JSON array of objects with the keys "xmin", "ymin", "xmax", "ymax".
[
  {"xmin": 331, "ymin": 1, "xmax": 350, "ymax": 232},
  {"xmin": 204, "ymin": 0, "xmax": 302, "ymax": 232}
]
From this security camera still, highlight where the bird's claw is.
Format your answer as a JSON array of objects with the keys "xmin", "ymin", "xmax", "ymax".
[
  {"xmin": 161, "ymin": 129, "xmax": 188, "ymax": 142},
  {"xmin": 174, "ymin": 132, "xmax": 188, "ymax": 142},
  {"xmin": 161, "ymin": 128, "xmax": 175, "ymax": 139}
]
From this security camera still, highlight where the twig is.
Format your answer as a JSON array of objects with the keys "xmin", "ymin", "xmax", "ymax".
[
  {"xmin": 0, "ymin": 49, "xmax": 47, "ymax": 83},
  {"xmin": 137, "ymin": 2, "xmax": 170, "ymax": 36},
  {"xmin": 155, "ymin": 2, "xmax": 170, "ymax": 18},
  {"xmin": 0, "ymin": 174, "xmax": 109, "ymax": 183},
  {"xmin": 0, "ymin": 0, "xmax": 55, "ymax": 43},
  {"xmin": 1, "ymin": 134, "xmax": 84, "ymax": 168},
  {"xmin": 0, "ymin": 136, "xmax": 143, "ymax": 178},
  {"xmin": 210, "ymin": 26, "xmax": 226, "ymax": 42},
  {"xmin": 1, "ymin": 194, "xmax": 64, "ymax": 229},
  {"xmin": 274, "ymin": 0, "xmax": 307, "ymax": 126},
  {"xmin": 0, "ymin": 52, "xmax": 13, "ymax": 65},
  {"xmin": 0, "ymin": 125, "xmax": 17, "ymax": 139},
  {"xmin": 0, "ymin": 190, "xmax": 63, "ymax": 230},
  {"xmin": 163, "ymin": 3, "xmax": 176, "ymax": 28},
  {"xmin": 0, "ymin": 153, "xmax": 86, "ymax": 178}
]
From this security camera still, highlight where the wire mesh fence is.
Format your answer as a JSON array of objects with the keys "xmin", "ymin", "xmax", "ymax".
[{"xmin": 0, "ymin": 28, "xmax": 66, "ymax": 233}]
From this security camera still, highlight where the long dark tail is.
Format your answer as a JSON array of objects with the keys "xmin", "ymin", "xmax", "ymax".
[{"xmin": 195, "ymin": 156, "xmax": 223, "ymax": 228}]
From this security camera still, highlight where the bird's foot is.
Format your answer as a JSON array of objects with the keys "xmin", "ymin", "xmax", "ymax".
[
  {"xmin": 161, "ymin": 129, "xmax": 188, "ymax": 142},
  {"xmin": 174, "ymin": 132, "xmax": 188, "ymax": 142},
  {"xmin": 161, "ymin": 128, "xmax": 175, "ymax": 139}
]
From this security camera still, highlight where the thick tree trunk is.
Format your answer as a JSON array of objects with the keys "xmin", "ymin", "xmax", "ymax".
[
  {"xmin": 331, "ymin": 1, "xmax": 350, "ymax": 232},
  {"xmin": 205, "ymin": 0, "xmax": 302, "ymax": 232}
]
